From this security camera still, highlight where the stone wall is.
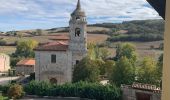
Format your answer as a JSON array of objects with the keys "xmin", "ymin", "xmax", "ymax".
[
  {"xmin": 15, "ymin": 65, "xmax": 34, "ymax": 75},
  {"xmin": 35, "ymin": 51, "xmax": 72, "ymax": 84}
]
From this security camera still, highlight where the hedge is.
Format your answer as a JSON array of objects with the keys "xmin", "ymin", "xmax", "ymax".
[{"xmin": 24, "ymin": 81, "xmax": 121, "ymax": 100}]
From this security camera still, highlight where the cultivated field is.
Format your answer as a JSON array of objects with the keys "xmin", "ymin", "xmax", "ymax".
[
  {"xmin": 0, "ymin": 46, "xmax": 16, "ymax": 54},
  {"xmin": 0, "ymin": 32, "xmax": 163, "ymax": 60}
]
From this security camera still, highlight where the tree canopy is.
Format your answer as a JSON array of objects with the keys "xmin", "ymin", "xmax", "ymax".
[
  {"xmin": 13, "ymin": 39, "xmax": 38, "ymax": 58},
  {"xmin": 73, "ymin": 57, "xmax": 100, "ymax": 83},
  {"xmin": 110, "ymin": 56, "xmax": 135, "ymax": 86}
]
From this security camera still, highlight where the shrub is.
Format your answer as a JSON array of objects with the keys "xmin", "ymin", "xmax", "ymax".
[
  {"xmin": 7, "ymin": 84, "xmax": 24, "ymax": 99},
  {"xmin": 0, "ymin": 85, "xmax": 10, "ymax": 94},
  {"xmin": 24, "ymin": 81, "xmax": 121, "ymax": 100}
]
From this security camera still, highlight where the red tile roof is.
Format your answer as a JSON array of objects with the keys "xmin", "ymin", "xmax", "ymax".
[
  {"xmin": 34, "ymin": 41, "xmax": 69, "ymax": 51},
  {"xmin": 49, "ymin": 34, "xmax": 69, "ymax": 41},
  {"xmin": 16, "ymin": 59, "xmax": 35, "ymax": 66}
]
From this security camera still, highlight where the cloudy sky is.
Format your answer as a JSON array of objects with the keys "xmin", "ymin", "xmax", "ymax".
[{"xmin": 0, "ymin": 0, "xmax": 162, "ymax": 32}]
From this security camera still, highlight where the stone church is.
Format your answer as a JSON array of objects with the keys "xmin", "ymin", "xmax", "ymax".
[{"xmin": 35, "ymin": 0, "xmax": 87, "ymax": 84}]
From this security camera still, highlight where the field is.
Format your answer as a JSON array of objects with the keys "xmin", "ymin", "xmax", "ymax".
[
  {"xmin": 0, "ymin": 31, "xmax": 163, "ymax": 60},
  {"xmin": 0, "ymin": 46, "xmax": 16, "ymax": 54},
  {"xmin": 0, "ymin": 33, "xmax": 109, "ymax": 54},
  {"xmin": 109, "ymin": 41, "xmax": 163, "ymax": 59}
]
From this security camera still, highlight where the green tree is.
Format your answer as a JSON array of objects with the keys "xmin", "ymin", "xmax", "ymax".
[
  {"xmin": 137, "ymin": 57, "xmax": 160, "ymax": 86},
  {"xmin": 73, "ymin": 57, "xmax": 100, "ymax": 83},
  {"xmin": 104, "ymin": 60, "xmax": 115, "ymax": 77},
  {"xmin": 87, "ymin": 43, "xmax": 110, "ymax": 60},
  {"xmin": 114, "ymin": 43, "xmax": 137, "ymax": 65},
  {"xmin": 14, "ymin": 39, "xmax": 38, "ymax": 58},
  {"xmin": 157, "ymin": 54, "xmax": 163, "ymax": 80},
  {"xmin": 110, "ymin": 56, "xmax": 135, "ymax": 86}
]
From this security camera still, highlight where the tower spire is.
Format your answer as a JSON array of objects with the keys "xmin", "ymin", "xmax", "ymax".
[{"xmin": 76, "ymin": 0, "xmax": 81, "ymax": 10}]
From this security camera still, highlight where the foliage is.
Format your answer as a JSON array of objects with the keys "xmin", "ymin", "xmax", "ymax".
[
  {"xmin": 114, "ymin": 43, "xmax": 137, "ymax": 65},
  {"xmin": 159, "ymin": 43, "xmax": 164, "ymax": 50},
  {"xmin": 110, "ymin": 57, "xmax": 135, "ymax": 86},
  {"xmin": 73, "ymin": 57, "xmax": 100, "ymax": 83},
  {"xmin": 157, "ymin": 54, "xmax": 163, "ymax": 80},
  {"xmin": 13, "ymin": 39, "xmax": 38, "ymax": 58},
  {"xmin": 104, "ymin": 60, "xmax": 115, "ymax": 76},
  {"xmin": 137, "ymin": 57, "xmax": 160, "ymax": 86},
  {"xmin": 92, "ymin": 19, "xmax": 164, "ymax": 36},
  {"xmin": 87, "ymin": 43, "xmax": 110, "ymax": 60},
  {"xmin": 10, "ymin": 56, "xmax": 22, "ymax": 68},
  {"xmin": 107, "ymin": 34, "xmax": 163, "ymax": 42},
  {"xmin": 24, "ymin": 81, "xmax": 121, "ymax": 100},
  {"xmin": 7, "ymin": 84, "xmax": 24, "ymax": 99},
  {"xmin": 0, "ymin": 96, "xmax": 8, "ymax": 100},
  {"xmin": 0, "ymin": 85, "xmax": 11, "ymax": 94}
]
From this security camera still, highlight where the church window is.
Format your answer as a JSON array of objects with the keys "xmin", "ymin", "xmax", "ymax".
[
  {"xmin": 75, "ymin": 28, "xmax": 81, "ymax": 37},
  {"xmin": 51, "ymin": 54, "xmax": 56, "ymax": 63}
]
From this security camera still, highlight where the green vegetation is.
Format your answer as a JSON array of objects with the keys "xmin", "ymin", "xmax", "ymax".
[
  {"xmin": 136, "ymin": 57, "xmax": 161, "ymax": 86},
  {"xmin": 73, "ymin": 57, "xmax": 100, "ymax": 83},
  {"xmin": 7, "ymin": 84, "xmax": 24, "ymax": 99},
  {"xmin": 91, "ymin": 20, "xmax": 164, "ymax": 42},
  {"xmin": 24, "ymin": 81, "xmax": 121, "ymax": 100},
  {"xmin": 0, "ymin": 96, "xmax": 8, "ymax": 100},
  {"xmin": 107, "ymin": 34, "xmax": 163, "ymax": 42},
  {"xmin": 13, "ymin": 39, "xmax": 38, "ymax": 58},
  {"xmin": 110, "ymin": 57, "xmax": 135, "ymax": 86},
  {"xmin": 9, "ymin": 39, "xmax": 38, "ymax": 67}
]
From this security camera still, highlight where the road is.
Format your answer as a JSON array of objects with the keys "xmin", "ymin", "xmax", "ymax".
[{"xmin": 0, "ymin": 76, "xmax": 20, "ymax": 85}]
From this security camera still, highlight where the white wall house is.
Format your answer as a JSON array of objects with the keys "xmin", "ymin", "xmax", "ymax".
[{"xmin": 0, "ymin": 53, "xmax": 10, "ymax": 72}]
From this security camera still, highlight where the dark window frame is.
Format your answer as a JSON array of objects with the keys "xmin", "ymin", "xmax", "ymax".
[{"xmin": 51, "ymin": 54, "xmax": 56, "ymax": 63}]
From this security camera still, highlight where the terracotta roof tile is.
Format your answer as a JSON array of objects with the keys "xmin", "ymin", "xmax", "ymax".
[
  {"xmin": 16, "ymin": 59, "xmax": 35, "ymax": 66},
  {"xmin": 34, "ymin": 41, "xmax": 69, "ymax": 51},
  {"xmin": 49, "ymin": 35, "xmax": 69, "ymax": 41}
]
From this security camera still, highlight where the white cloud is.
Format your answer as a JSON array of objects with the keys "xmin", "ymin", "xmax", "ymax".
[{"xmin": 0, "ymin": 0, "xmax": 162, "ymax": 31}]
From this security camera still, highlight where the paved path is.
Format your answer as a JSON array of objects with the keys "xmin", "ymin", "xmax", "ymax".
[{"xmin": 0, "ymin": 76, "xmax": 20, "ymax": 85}]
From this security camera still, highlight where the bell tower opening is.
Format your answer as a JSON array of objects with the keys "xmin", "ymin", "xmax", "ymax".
[{"xmin": 75, "ymin": 28, "xmax": 81, "ymax": 37}]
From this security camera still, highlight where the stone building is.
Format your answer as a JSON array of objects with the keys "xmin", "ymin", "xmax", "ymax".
[
  {"xmin": 16, "ymin": 59, "xmax": 35, "ymax": 75},
  {"xmin": 34, "ymin": 0, "xmax": 87, "ymax": 84},
  {"xmin": 121, "ymin": 83, "xmax": 161, "ymax": 100},
  {"xmin": 0, "ymin": 53, "xmax": 10, "ymax": 72}
]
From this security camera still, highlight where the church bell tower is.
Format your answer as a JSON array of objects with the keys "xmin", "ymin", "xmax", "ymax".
[{"xmin": 69, "ymin": 0, "xmax": 87, "ymax": 65}]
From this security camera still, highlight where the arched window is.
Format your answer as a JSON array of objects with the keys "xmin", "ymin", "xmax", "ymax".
[{"xmin": 75, "ymin": 28, "xmax": 81, "ymax": 37}]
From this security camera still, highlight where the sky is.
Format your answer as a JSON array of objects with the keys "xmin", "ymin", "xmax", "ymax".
[{"xmin": 0, "ymin": 0, "xmax": 162, "ymax": 32}]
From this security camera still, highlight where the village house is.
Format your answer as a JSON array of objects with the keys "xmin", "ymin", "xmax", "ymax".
[
  {"xmin": 0, "ymin": 53, "xmax": 10, "ymax": 72},
  {"xmin": 34, "ymin": 0, "xmax": 87, "ymax": 84},
  {"xmin": 121, "ymin": 83, "xmax": 161, "ymax": 100},
  {"xmin": 15, "ymin": 59, "xmax": 35, "ymax": 75}
]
